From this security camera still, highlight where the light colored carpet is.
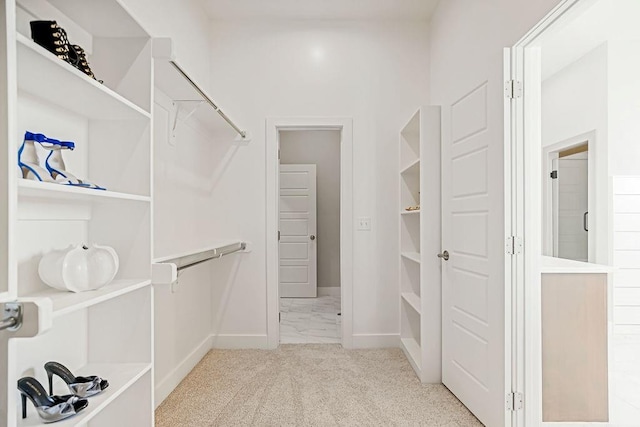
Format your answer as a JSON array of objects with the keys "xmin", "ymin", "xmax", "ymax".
[{"xmin": 155, "ymin": 345, "xmax": 483, "ymax": 426}]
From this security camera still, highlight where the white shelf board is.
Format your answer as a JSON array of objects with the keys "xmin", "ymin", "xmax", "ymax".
[
  {"xmin": 16, "ymin": 33, "xmax": 151, "ymax": 120},
  {"xmin": 400, "ymin": 158, "xmax": 420, "ymax": 175},
  {"xmin": 23, "ymin": 279, "xmax": 151, "ymax": 318},
  {"xmin": 19, "ymin": 363, "xmax": 151, "ymax": 427},
  {"xmin": 401, "ymin": 252, "xmax": 421, "ymax": 264},
  {"xmin": 401, "ymin": 210, "xmax": 420, "ymax": 216},
  {"xmin": 18, "ymin": 180, "xmax": 151, "ymax": 204},
  {"xmin": 400, "ymin": 338, "xmax": 422, "ymax": 372},
  {"xmin": 401, "ymin": 292, "xmax": 421, "ymax": 314}
]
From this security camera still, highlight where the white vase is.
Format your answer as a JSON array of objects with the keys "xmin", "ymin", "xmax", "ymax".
[{"xmin": 38, "ymin": 244, "xmax": 119, "ymax": 293}]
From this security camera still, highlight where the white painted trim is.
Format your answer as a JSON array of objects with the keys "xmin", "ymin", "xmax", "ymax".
[
  {"xmin": 267, "ymin": 117, "xmax": 354, "ymax": 349},
  {"xmin": 510, "ymin": 1, "xmax": 599, "ymax": 426},
  {"xmin": 317, "ymin": 286, "xmax": 341, "ymax": 296},
  {"xmin": 504, "ymin": 47, "xmax": 519, "ymax": 427},
  {"xmin": 351, "ymin": 334, "xmax": 400, "ymax": 349},
  {"xmin": 211, "ymin": 334, "xmax": 270, "ymax": 349},
  {"xmin": 154, "ymin": 335, "xmax": 213, "ymax": 408}
]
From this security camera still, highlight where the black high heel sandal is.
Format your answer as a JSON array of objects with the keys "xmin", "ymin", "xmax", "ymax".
[
  {"xmin": 17, "ymin": 376, "xmax": 88, "ymax": 423},
  {"xmin": 30, "ymin": 20, "xmax": 71, "ymax": 62},
  {"xmin": 45, "ymin": 361, "xmax": 109, "ymax": 398}
]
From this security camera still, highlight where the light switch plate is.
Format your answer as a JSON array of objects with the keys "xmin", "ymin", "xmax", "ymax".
[{"xmin": 357, "ymin": 217, "xmax": 371, "ymax": 231}]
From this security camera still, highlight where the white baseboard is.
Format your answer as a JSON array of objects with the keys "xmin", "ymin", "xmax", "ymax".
[
  {"xmin": 317, "ymin": 286, "xmax": 341, "ymax": 296},
  {"xmin": 154, "ymin": 334, "xmax": 213, "ymax": 408},
  {"xmin": 211, "ymin": 334, "xmax": 270, "ymax": 349},
  {"xmin": 351, "ymin": 333, "xmax": 400, "ymax": 348}
]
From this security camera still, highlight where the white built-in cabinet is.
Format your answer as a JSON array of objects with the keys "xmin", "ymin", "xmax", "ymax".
[
  {"xmin": 399, "ymin": 106, "xmax": 442, "ymax": 383},
  {"xmin": 2, "ymin": 0, "xmax": 154, "ymax": 425}
]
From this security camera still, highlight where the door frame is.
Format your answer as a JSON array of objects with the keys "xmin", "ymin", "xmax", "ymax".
[
  {"xmin": 508, "ymin": 0, "xmax": 590, "ymax": 425},
  {"xmin": 266, "ymin": 117, "xmax": 354, "ymax": 349}
]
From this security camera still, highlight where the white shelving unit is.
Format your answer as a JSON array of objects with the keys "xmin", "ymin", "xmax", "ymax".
[
  {"xmin": 399, "ymin": 106, "xmax": 442, "ymax": 383},
  {"xmin": 2, "ymin": 0, "xmax": 154, "ymax": 425}
]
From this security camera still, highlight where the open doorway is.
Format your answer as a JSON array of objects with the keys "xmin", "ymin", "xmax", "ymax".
[
  {"xmin": 265, "ymin": 118, "xmax": 353, "ymax": 349},
  {"xmin": 542, "ymin": 136, "xmax": 595, "ymax": 263},
  {"xmin": 510, "ymin": 0, "xmax": 640, "ymax": 424},
  {"xmin": 278, "ymin": 130, "xmax": 341, "ymax": 344}
]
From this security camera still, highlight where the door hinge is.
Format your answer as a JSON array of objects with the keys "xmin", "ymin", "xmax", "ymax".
[
  {"xmin": 279, "ymin": 312, "xmax": 281, "ymax": 322},
  {"xmin": 505, "ymin": 80, "xmax": 523, "ymax": 99},
  {"xmin": 506, "ymin": 392, "xmax": 524, "ymax": 411},
  {"xmin": 278, "ymin": 230, "xmax": 281, "ymax": 241},
  {"xmin": 550, "ymin": 170, "xmax": 558, "ymax": 179},
  {"xmin": 506, "ymin": 236, "xmax": 523, "ymax": 255},
  {"xmin": 278, "ymin": 149, "xmax": 281, "ymax": 160}
]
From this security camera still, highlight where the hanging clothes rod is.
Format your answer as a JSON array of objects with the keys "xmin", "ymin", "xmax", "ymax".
[
  {"xmin": 152, "ymin": 242, "xmax": 247, "ymax": 285},
  {"xmin": 169, "ymin": 61, "xmax": 247, "ymax": 139},
  {"xmin": 176, "ymin": 242, "xmax": 247, "ymax": 272}
]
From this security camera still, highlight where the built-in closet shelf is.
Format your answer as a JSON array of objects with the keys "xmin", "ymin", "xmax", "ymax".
[
  {"xmin": 400, "ymin": 338, "xmax": 422, "ymax": 371},
  {"xmin": 22, "ymin": 279, "xmax": 151, "ymax": 319},
  {"xmin": 18, "ymin": 180, "xmax": 151, "ymax": 204},
  {"xmin": 399, "ymin": 106, "xmax": 441, "ymax": 384},
  {"xmin": 16, "ymin": 34, "xmax": 151, "ymax": 120},
  {"xmin": 401, "ymin": 292, "xmax": 421, "ymax": 314},
  {"xmin": 400, "ymin": 159, "xmax": 420, "ymax": 175},
  {"xmin": 401, "ymin": 252, "xmax": 421, "ymax": 264},
  {"xmin": 19, "ymin": 363, "xmax": 151, "ymax": 427}
]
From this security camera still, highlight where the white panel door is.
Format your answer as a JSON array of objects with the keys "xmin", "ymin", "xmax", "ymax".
[
  {"xmin": 442, "ymin": 81, "xmax": 506, "ymax": 426},
  {"xmin": 279, "ymin": 165, "xmax": 317, "ymax": 298}
]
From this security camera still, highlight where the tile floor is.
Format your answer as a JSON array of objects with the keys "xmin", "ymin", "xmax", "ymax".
[
  {"xmin": 608, "ymin": 333, "xmax": 640, "ymax": 427},
  {"xmin": 280, "ymin": 296, "xmax": 341, "ymax": 344}
]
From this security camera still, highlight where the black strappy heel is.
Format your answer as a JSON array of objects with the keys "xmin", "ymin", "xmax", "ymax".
[
  {"xmin": 17, "ymin": 376, "xmax": 88, "ymax": 422},
  {"xmin": 45, "ymin": 361, "xmax": 109, "ymax": 398}
]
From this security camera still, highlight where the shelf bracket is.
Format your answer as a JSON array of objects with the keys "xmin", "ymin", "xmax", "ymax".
[
  {"xmin": 0, "ymin": 303, "xmax": 23, "ymax": 332},
  {"xmin": 171, "ymin": 100, "xmax": 205, "ymax": 140}
]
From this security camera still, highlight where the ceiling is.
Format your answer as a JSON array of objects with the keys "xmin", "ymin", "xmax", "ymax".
[
  {"xmin": 201, "ymin": 0, "xmax": 441, "ymax": 21},
  {"xmin": 538, "ymin": 0, "xmax": 640, "ymax": 79}
]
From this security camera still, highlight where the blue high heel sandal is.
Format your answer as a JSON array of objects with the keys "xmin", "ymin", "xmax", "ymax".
[
  {"xmin": 19, "ymin": 132, "xmax": 106, "ymax": 190},
  {"xmin": 45, "ymin": 147, "xmax": 106, "ymax": 190},
  {"xmin": 18, "ymin": 132, "xmax": 65, "ymax": 183}
]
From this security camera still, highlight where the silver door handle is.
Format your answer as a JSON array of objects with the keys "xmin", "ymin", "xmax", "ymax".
[
  {"xmin": 583, "ymin": 212, "xmax": 588, "ymax": 232},
  {"xmin": 437, "ymin": 251, "xmax": 449, "ymax": 261},
  {"xmin": 310, "ymin": 235, "xmax": 316, "ymax": 241}
]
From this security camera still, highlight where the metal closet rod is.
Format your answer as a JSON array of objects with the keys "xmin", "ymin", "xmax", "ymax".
[
  {"xmin": 177, "ymin": 242, "xmax": 247, "ymax": 272},
  {"xmin": 170, "ymin": 61, "xmax": 247, "ymax": 139}
]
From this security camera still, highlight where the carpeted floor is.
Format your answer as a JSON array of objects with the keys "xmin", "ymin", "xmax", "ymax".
[{"xmin": 155, "ymin": 345, "xmax": 483, "ymax": 426}]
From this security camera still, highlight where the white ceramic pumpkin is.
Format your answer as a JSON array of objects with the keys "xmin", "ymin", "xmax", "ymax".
[{"xmin": 38, "ymin": 244, "xmax": 119, "ymax": 292}]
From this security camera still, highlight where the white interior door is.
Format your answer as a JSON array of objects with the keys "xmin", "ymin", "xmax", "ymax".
[
  {"xmin": 441, "ymin": 81, "xmax": 507, "ymax": 426},
  {"xmin": 279, "ymin": 164, "xmax": 317, "ymax": 298}
]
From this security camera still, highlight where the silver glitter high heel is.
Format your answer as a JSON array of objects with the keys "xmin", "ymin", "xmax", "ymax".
[
  {"xmin": 45, "ymin": 361, "xmax": 109, "ymax": 398},
  {"xmin": 17, "ymin": 376, "xmax": 88, "ymax": 423}
]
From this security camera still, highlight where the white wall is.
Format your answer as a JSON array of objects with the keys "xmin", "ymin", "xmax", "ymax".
[
  {"xmin": 542, "ymin": 44, "xmax": 608, "ymax": 149},
  {"xmin": 608, "ymin": 40, "xmax": 640, "ymax": 176},
  {"xmin": 120, "ymin": 0, "xmax": 211, "ymax": 85},
  {"xmin": 206, "ymin": 20, "xmax": 430, "ymax": 343},
  {"xmin": 541, "ymin": 44, "xmax": 609, "ymax": 265},
  {"xmin": 280, "ymin": 130, "xmax": 341, "ymax": 289}
]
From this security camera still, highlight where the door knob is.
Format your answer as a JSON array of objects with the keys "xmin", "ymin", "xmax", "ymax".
[
  {"xmin": 437, "ymin": 250, "xmax": 449, "ymax": 261},
  {"xmin": 310, "ymin": 235, "xmax": 316, "ymax": 241}
]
